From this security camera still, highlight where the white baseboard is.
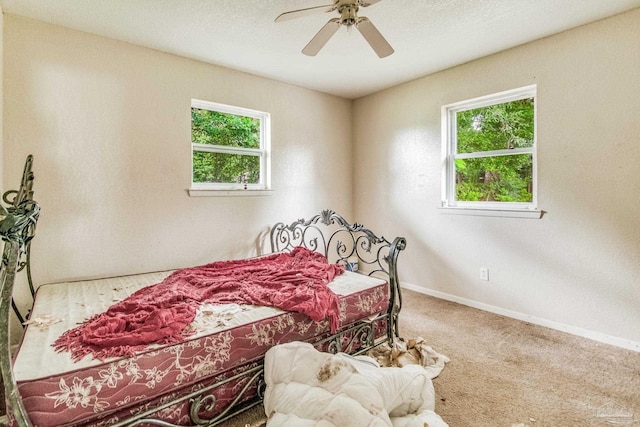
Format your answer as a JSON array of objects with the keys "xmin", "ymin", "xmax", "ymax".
[{"xmin": 402, "ymin": 282, "xmax": 640, "ymax": 353}]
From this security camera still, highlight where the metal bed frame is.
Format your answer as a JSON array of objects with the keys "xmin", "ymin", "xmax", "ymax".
[{"xmin": 0, "ymin": 156, "xmax": 406, "ymax": 427}]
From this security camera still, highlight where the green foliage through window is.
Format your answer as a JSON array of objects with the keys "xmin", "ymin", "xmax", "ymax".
[
  {"xmin": 193, "ymin": 152, "xmax": 260, "ymax": 184},
  {"xmin": 191, "ymin": 103, "xmax": 267, "ymax": 187},
  {"xmin": 454, "ymin": 97, "xmax": 534, "ymax": 203},
  {"xmin": 192, "ymin": 108, "xmax": 260, "ymax": 149}
]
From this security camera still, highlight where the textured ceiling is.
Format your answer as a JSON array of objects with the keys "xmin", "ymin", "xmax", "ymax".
[{"xmin": 1, "ymin": 0, "xmax": 639, "ymax": 99}]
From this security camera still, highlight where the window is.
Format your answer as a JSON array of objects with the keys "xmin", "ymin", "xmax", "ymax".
[
  {"xmin": 441, "ymin": 85, "xmax": 539, "ymax": 216},
  {"xmin": 191, "ymin": 99, "xmax": 270, "ymax": 191}
]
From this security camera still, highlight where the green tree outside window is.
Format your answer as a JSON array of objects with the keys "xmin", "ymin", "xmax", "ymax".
[
  {"xmin": 454, "ymin": 97, "xmax": 535, "ymax": 203},
  {"xmin": 191, "ymin": 101, "xmax": 269, "ymax": 189}
]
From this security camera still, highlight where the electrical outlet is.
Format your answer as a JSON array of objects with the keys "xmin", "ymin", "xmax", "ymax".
[{"xmin": 480, "ymin": 267, "xmax": 489, "ymax": 281}]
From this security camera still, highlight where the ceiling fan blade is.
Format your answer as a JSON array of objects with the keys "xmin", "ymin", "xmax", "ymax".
[
  {"xmin": 302, "ymin": 18, "xmax": 341, "ymax": 56},
  {"xmin": 358, "ymin": 0, "xmax": 383, "ymax": 7},
  {"xmin": 356, "ymin": 17, "xmax": 394, "ymax": 58},
  {"xmin": 275, "ymin": 3, "xmax": 336, "ymax": 22}
]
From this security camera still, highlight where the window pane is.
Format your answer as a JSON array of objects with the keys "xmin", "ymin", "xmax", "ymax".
[
  {"xmin": 191, "ymin": 108, "xmax": 260, "ymax": 149},
  {"xmin": 193, "ymin": 151, "xmax": 260, "ymax": 184},
  {"xmin": 456, "ymin": 98, "xmax": 534, "ymax": 154},
  {"xmin": 455, "ymin": 154, "xmax": 533, "ymax": 202}
]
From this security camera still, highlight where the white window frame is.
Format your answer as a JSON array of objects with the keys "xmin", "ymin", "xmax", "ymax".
[
  {"xmin": 441, "ymin": 85, "xmax": 541, "ymax": 218},
  {"xmin": 190, "ymin": 99, "xmax": 271, "ymax": 194}
]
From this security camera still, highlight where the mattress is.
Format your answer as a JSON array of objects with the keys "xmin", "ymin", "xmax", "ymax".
[{"xmin": 13, "ymin": 269, "xmax": 389, "ymax": 426}]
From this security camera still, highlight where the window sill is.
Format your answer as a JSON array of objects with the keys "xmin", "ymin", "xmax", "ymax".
[
  {"xmin": 439, "ymin": 207, "xmax": 544, "ymax": 219},
  {"xmin": 188, "ymin": 189, "xmax": 274, "ymax": 197}
]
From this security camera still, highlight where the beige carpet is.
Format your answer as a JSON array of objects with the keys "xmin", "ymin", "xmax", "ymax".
[{"xmin": 226, "ymin": 290, "xmax": 640, "ymax": 427}]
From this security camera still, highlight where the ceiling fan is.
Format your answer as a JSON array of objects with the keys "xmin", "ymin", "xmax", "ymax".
[{"xmin": 275, "ymin": 0, "xmax": 394, "ymax": 58}]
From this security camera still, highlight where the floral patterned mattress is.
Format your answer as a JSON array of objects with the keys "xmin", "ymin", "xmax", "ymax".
[{"xmin": 12, "ymin": 269, "xmax": 389, "ymax": 426}]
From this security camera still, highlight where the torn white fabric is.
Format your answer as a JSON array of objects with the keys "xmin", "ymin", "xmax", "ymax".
[
  {"xmin": 263, "ymin": 341, "xmax": 448, "ymax": 427},
  {"xmin": 368, "ymin": 337, "xmax": 450, "ymax": 379}
]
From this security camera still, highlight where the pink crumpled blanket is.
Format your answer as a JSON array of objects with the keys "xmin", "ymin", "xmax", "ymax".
[{"xmin": 53, "ymin": 247, "xmax": 343, "ymax": 361}]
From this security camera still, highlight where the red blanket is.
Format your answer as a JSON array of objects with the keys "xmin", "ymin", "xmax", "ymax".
[{"xmin": 53, "ymin": 247, "xmax": 343, "ymax": 361}]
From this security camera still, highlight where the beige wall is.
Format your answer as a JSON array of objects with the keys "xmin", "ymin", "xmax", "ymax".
[
  {"xmin": 353, "ymin": 9, "xmax": 640, "ymax": 349},
  {"xmin": 3, "ymin": 16, "xmax": 353, "ymax": 284}
]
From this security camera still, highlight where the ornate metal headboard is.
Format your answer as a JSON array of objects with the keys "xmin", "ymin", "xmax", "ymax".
[
  {"xmin": 0, "ymin": 155, "xmax": 40, "ymax": 426},
  {"xmin": 269, "ymin": 209, "xmax": 407, "ymax": 340}
]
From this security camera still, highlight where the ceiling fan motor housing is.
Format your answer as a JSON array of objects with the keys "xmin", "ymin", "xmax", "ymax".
[{"xmin": 338, "ymin": 3, "xmax": 359, "ymax": 26}]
